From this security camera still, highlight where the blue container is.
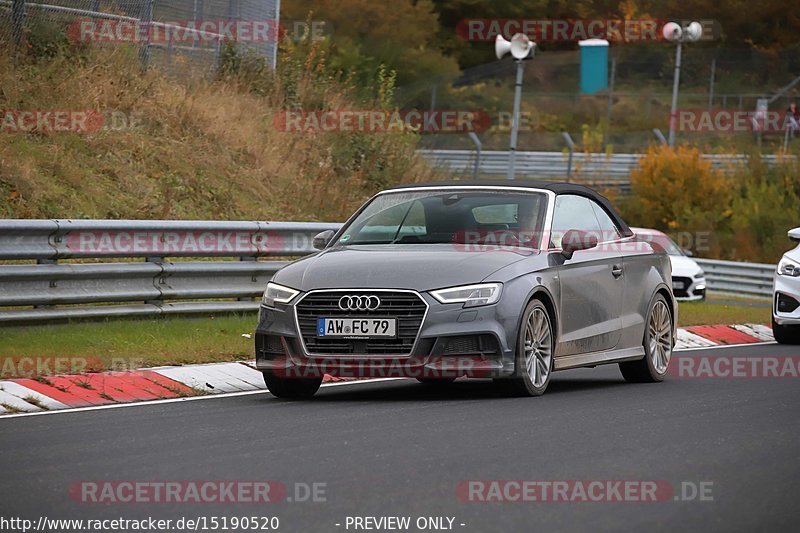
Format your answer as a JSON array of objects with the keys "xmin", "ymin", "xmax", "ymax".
[{"xmin": 579, "ymin": 39, "xmax": 609, "ymax": 94}]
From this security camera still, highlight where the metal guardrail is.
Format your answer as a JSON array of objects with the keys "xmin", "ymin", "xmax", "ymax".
[
  {"xmin": 418, "ymin": 150, "xmax": 796, "ymax": 189},
  {"xmin": 0, "ymin": 220, "xmax": 340, "ymax": 323},
  {"xmin": 694, "ymin": 258, "xmax": 775, "ymax": 299},
  {"xmin": 0, "ymin": 220, "xmax": 776, "ymax": 323}
]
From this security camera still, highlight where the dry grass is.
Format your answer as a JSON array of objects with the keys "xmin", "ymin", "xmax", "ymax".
[{"xmin": 0, "ymin": 42, "xmax": 437, "ymax": 222}]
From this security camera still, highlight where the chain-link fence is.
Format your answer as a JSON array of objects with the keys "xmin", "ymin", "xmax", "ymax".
[
  {"xmin": 0, "ymin": 0, "xmax": 279, "ymax": 77},
  {"xmin": 398, "ymin": 45, "xmax": 800, "ymax": 153}
]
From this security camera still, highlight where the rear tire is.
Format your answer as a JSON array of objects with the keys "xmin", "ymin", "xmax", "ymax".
[
  {"xmin": 772, "ymin": 317, "xmax": 800, "ymax": 344},
  {"xmin": 501, "ymin": 299, "xmax": 554, "ymax": 397},
  {"xmin": 262, "ymin": 371, "xmax": 322, "ymax": 399},
  {"xmin": 620, "ymin": 293, "xmax": 673, "ymax": 383}
]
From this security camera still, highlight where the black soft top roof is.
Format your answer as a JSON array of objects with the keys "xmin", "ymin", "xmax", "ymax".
[{"xmin": 386, "ymin": 180, "xmax": 633, "ymax": 237}]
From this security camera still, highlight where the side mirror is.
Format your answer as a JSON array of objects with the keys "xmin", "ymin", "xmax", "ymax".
[
  {"xmin": 313, "ymin": 230, "xmax": 336, "ymax": 250},
  {"xmin": 561, "ymin": 229, "xmax": 598, "ymax": 260},
  {"xmin": 683, "ymin": 248, "xmax": 694, "ymax": 257},
  {"xmin": 789, "ymin": 227, "xmax": 800, "ymax": 243}
]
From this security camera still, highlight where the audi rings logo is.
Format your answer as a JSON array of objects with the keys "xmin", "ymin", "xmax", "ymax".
[{"xmin": 338, "ymin": 295, "xmax": 381, "ymax": 311}]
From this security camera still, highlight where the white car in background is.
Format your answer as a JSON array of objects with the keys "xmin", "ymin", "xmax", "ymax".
[
  {"xmin": 633, "ymin": 228, "xmax": 706, "ymax": 301},
  {"xmin": 772, "ymin": 227, "xmax": 800, "ymax": 344}
]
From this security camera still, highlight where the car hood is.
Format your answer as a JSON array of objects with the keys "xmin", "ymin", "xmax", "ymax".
[
  {"xmin": 669, "ymin": 254, "xmax": 703, "ymax": 277},
  {"xmin": 273, "ymin": 244, "xmax": 539, "ymax": 291}
]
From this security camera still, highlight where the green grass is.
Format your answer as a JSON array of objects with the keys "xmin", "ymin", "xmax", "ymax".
[
  {"xmin": 0, "ymin": 301, "xmax": 773, "ymax": 379},
  {"xmin": 0, "ymin": 314, "xmax": 256, "ymax": 378},
  {"xmin": 676, "ymin": 298, "xmax": 771, "ymax": 327}
]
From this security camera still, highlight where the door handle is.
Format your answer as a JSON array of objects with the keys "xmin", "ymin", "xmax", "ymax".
[{"xmin": 612, "ymin": 265, "xmax": 623, "ymax": 278}]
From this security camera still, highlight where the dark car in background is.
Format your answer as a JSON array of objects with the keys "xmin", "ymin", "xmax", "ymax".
[{"xmin": 255, "ymin": 181, "xmax": 676, "ymax": 398}]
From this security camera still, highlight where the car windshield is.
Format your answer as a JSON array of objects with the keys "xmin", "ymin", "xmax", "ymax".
[
  {"xmin": 638, "ymin": 232, "xmax": 684, "ymax": 256},
  {"xmin": 334, "ymin": 189, "xmax": 548, "ymax": 247}
]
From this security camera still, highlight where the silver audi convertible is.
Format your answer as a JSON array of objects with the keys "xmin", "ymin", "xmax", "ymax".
[{"xmin": 255, "ymin": 181, "xmax": 676, "ymax": 398}]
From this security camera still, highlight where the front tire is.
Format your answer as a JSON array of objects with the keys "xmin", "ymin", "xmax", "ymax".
[
  {"xmin": 772, "ymin": 317, "xmax": 800, "ymax": 344},
  {"xmin": 501, "ymin": 299, "xmax": 554, "ymax": 397},
  {"xmin": 620, "ymin": 293, "xmax": 673, "ymax": 383},
  {"xmin": 262, "ymin": 371, "xmax": 322, "ymax": 399}
]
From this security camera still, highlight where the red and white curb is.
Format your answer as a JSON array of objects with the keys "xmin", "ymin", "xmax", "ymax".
[
  {"xmin": 0, "ymin": 324, "xmax": 774, "ymax": 416},
  {"xmin": 674, "ymin": 323, "xmax": 773, "ymax": 349}
]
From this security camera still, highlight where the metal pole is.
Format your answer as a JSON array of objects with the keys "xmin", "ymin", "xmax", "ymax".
[
  {"xmin": 272, "ymin": 0, "xmax": 280, "ymax": 69},
  {"xmin": 430, "ymin": 84, "xmax": 437, "ymax": 115},
  {"xmin": 192, "ymin": 0, "xmax": 204, "ymax": 49},
  {"xmin": 707, "ymin": 56, "xmax": 716, "ymax": 111},
  {"xmin": 11, "ymin": 0, "xmax": 25, "ymax": 51},
  {"xmin": 138, "ymin": 0, "xmax": 154, "ymax": 67},
  {"xmin": 668, "ymin": 41, "xmax": 682, "ymax": 147},
  {"xmin": 562, "ymin": 132, "xmax": 575, "ymax": 182},
  {"xmin": 606, "ymin": 56, "xmax": 616, "ymax": 126},
  {"xmin": 508, "ymin": 59, "xmax": 525, "ymax": 180}
]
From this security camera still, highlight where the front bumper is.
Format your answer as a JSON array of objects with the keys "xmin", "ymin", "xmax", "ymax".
[
  {"xmin": 773, "ymin": 273, "xmax": 800, "ymax": 326},
  {"xmin": 672, "ymin": 276, "xmax": 706, "ymax": 301},
  {"xmin": 254, "ymin": 292, "xmax": 517, "ymax": 379}
]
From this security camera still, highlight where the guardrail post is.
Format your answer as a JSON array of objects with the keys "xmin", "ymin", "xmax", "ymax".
[
  {"xmin": 145, "ymin": 256, "xmax": 164, "ymax": 305},
  {"xmin": 239, "ymin": 256, "xmax": 258, "ymax": 301},
  {"xmin": 467, "ymin": 132, "xmax": 482, "ymax": 178},
  {"xmin": 33, "ymin": 258, "xmax": 57, "ymax": 309},
  {"xmin": 653, "ymin": 128, "xmax": 667, "ymax": 145}
]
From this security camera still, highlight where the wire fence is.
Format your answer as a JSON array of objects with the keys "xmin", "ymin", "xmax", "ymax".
[
  {"xmin": 0, "ymin": 0, "xmax": 279, "ymax": 77},
  {"xmin": 398, "ymin": 46, "xmax": 800, "ymax": 153}
]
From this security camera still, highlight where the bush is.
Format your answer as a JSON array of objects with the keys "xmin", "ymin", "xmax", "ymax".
[
  {"xmin": 725, "ymin": 162, "xmax": 800, "ymax": 262},
  {"xmin": 620, "ymin": 145, "xmax": 799, "ymax": 263},
  {"xmin": 623, "ymin": 145, "xmax": 732, "ymax": 251}
]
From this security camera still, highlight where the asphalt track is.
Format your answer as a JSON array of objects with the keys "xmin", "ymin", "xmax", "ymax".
[{"xmin": 1, "ymin": 343, "xmax": 798, "ymax": 533}]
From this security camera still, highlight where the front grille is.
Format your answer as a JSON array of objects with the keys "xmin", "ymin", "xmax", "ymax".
[
  {"xmin": 258, "ymin": 334, "xmax": 285, "ymax": 355},
  {"xmin": 672, "ymin": 276, "xmax": 692, "ymax": 298},
  {"xmin": 295, "ymin": 291, "xmax": 427, "ymax": 356},
  {"xmin": 439, "ymin": 334, "xmax": 500, "ymax": 356}
]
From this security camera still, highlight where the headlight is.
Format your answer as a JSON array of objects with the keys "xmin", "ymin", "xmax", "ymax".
[
  {"xmin": 262, "ymin": 282, "xmax": 300, "ymax": 307},
  {"xmin": 694, "ymin": 270, "xmax": 705, "ymax": 279},
  {"xmin": 777, "ymin": 256, "xmax": 800, "ymax": 277},
  {"xmin": 430, "ymin": 283, "xmax": 503, "ymax": 308}
]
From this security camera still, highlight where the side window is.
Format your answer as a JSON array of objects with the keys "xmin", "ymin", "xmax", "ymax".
[
  {"xmin": 550, "ymin": 195, "xmax": 601, "ymax": 248},
  {"xmin": 590, "ymin": 201, "xmax": 622, "ymax": 241}
]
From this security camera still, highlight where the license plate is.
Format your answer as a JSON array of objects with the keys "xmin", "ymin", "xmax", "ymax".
[
  {"xmin": 317, "ymin": 318, "xmax": 397, "ymax": 338},
  {"xmin": 672, "ymin": 280, "xmax": 685, "ymax": 290}
]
